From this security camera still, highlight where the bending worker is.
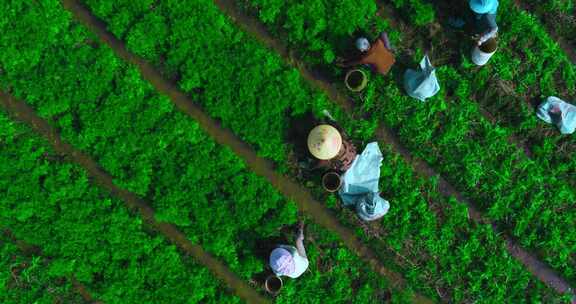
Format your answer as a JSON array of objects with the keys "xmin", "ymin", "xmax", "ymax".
[
  {"xmin": 470, "ymin": 0, "xmax": 499, "ymax": 45},
  {"xmin": 340, "ymin": 32, "xmax": 395, "ymax": 75},
  {"xmin": 269, "ymin": 222, "xmax": 309, "ymax": 279},
  {"xmin": 307, "ymin": 124, "xmax": 357, "ymax": 172}
]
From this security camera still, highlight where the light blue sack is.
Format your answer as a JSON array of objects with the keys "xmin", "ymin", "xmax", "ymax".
[
  {"xmin": 338, "ymin": 142, "xmax": 390, "ymax": 222},
  {"xmin": 404, "ymin": 55, "xmax": 440, "ymax": 102},
  {"xmin": 537, "ymin": 96, "xmax": 576, "ymax": 135},
  {"xmin": 356, "ymin": 192, "xmax": 390, "ymax": 222}
]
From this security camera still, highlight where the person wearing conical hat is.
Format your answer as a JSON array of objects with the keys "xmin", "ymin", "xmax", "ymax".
[
  {"xmin": 269, "ymin": 222, "xmax": 309, "ymax": 279},
  {"xmin": 307, "ymin": 124, "xmax": 357, "ymax": 172}
]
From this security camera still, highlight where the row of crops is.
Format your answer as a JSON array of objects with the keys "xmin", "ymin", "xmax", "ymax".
[
  {"xmin": 0, "ymin": 0, "xmax": 574, "ymax": 303},
  {"xmin": 235, "ymin": 0, "xmax": 576, "ymax": 286},
  {"xmin": 389, "ymin": 0, "xmax": 574, "ymax": 53},
  {"xmin": 0, "ymin": 108, "xmax": 238, "ymax": 303},
  {"xmin": 520, "ymin": 0, "xmax": 575, "ymax": 47},
  {"xmin": 396, "ymin": 0, "xmax": 576, "ymax": 155},
  {"xmin": 0, "ymin": 231, "xmax": 88, "ymax": 303},
  {"xmin": 1, "ymin": 1, "xmax": 402, "ymax": 303},
  {"xmin": 391, "ymin": 0, "xmax": 576, "ymax": 281}
]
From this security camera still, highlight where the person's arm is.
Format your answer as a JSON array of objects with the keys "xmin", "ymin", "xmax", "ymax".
[
  {"xmin": 337, "ymin": 49, "xmax": 369, "ymax": 67},
  {"xmin": 478, "ymin": 27, "xmax": 498, "ymax": 45},
  {"xmin": 295, "ymin": 222, "xmax": 307, "ymax": 259},
  {"xmin": 338, "ymin": 58, "xmax": 362, "ymax": 68},
  {"xmin": 379, "ymin": 32, "xmax": 393, "ymax": 51},
  {"xmin": 477, "ymin": 14, "xmax": 498, "ymax": 45}
]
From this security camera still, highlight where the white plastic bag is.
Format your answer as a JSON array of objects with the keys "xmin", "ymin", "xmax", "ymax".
[
  {"xmin": 537, "ymin": 96, "xmax": 576, "ymax": 135},
  {"xmin": 403, "ymin": 55, "xmax": 440, "ymax": 102},
  {"xmin": 356, "ymin": 193, "xmax": 390, "ymax": 222},
  {"xmin": 338, "ymin": 142, "xmax": 389, "ymax": 221}
]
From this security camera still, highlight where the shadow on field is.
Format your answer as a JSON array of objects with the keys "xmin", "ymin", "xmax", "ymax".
[
  {"xmin": 252, "ymin": 235, "xmax": 289, "ymax": 263},
  {"xmin": 285, "ymin": 112, "xmax": 325, "ymax": 180},
  {"xmin": 286, "ymin": 112, "xmax": 317, "ymax": 160}
]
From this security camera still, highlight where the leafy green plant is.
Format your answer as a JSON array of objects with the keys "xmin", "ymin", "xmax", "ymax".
[
  {"xmin": 0, "ymin": 1, "xmax": 404, "ymax": 302},
  {"xmin": 0, "ymin": 234, "xmax": 85, "ymax": 304},
  {"xmin": 390, "ymin": 0, "xmax": 435, "ymax": 25},
  {"xmin": 0, "ymin": 110, "xmax": 239, "ymax": 303},
  {"xmin": 522, "ymin": 0, "xmax": 575, "ymax": 43},
  {"xmin": 233, "ymin": 0, "xmax": 576, "ymax": 290},
  {"xmin": 81, "ymin": 0, "xmax": 563, "ymax": 301}
]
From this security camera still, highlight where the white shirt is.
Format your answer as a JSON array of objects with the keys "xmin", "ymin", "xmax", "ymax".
[{"xmin": 277, "ymin": 245, "xmax": 309, "ymax": 278}]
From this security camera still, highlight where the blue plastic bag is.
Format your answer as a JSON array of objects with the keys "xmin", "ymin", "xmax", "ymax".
[
  {"xmin": 355, "ymin": 192, "xmax": 390, "ymax": 222},
  {"xmin": 404, "ymin": 55, "xmax": 440, "ymax": 102},
  {"xmin": 537, "ymin": 96, "xmax": 576, "ymax": 135},
  {"xmin": 338, "ymin": 142, "xmax": 390, "ymax": 221}
]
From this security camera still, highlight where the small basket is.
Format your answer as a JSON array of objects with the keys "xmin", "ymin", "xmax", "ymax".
[
  {"xmin": 264, "ymin": 275, "xmax": 283, "ymax": 295},
  {"xmin": 472, "ymin": 38, "xmax": 498, "ymax": 66},
  {"xmin": 344, "ymin": 69, "xmax": 368, "ymax": 92},
  {"xmin": 322, "ymin": 171, "xmax": 342, "ymax": 192}
]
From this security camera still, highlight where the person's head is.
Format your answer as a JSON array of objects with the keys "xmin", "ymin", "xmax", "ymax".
[
  {"xmin": 469, "ymin": 0, "xmax": 498, "ymax": 14},
  {"xmin": 307, "ymin": 125, "xmax": 342, "ymax": 160},
  {"xmin": 269, "ymin": 248, "xmax": 295, "ymax": 276},
  {"xmin": 355, "ymin": 37, "xmax": 371, "ymax": 52}
]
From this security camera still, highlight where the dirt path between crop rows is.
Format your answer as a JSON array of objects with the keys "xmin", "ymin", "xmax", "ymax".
[
  {"xmin": 2, "ymin": 229, "xmax": 102, "ymax": 304},
  {"xmin": 59, "ymin": 0, "xmax": 434, "ymax": 303},
  {"xmin": 0, "ymin": 91, "xmax": 269, "ymax": 304},
  {"xmin": 211, "ymin": 0, "xmax": 576, "ymax": 299}
]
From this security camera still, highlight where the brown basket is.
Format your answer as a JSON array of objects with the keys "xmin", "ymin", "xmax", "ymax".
[
  {"xmin": 322, "ymin": 171, "xmax": 342, "ymax": 192},
  {"xmin": 344, "ymin": 69, "xmax": 368, "ymax": 92},
  {"xmin": 264, "ymin": 275, "xmax": 283, "ymax": 295}
]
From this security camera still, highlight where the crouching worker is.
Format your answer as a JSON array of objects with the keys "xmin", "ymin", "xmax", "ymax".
[
  {"xmin": 339, "ymin": 32, "xmax": 396, "ymax": 75},
  {"xmin": 269, "ymin": 222, "xmax": 309, "ymax": 278}
]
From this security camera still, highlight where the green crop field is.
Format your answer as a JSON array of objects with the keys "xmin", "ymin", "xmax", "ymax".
[{"xmin": 1, "ymin": 0, "xmax": 575, "ymax": 303}]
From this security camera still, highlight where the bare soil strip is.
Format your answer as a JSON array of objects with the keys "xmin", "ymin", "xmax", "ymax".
[
  {"xmin": 211, "ymin": 0, "xmax": 576, "ymax": 298},
  {"xmin": 0, "ymin": 91, "xmax": 269, "ymax": 304},
  {"xmin": 2, "ymin": 229, "xmax": 102, "ymax": 304},
  {"xmin": 59, "ymin": 0, "xmax": 433, "ymax": 302}
]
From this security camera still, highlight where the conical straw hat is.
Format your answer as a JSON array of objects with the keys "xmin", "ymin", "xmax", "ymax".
[{"xmin": 307, "ymin": 125, "xmax": 342, "ymax": 160}]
